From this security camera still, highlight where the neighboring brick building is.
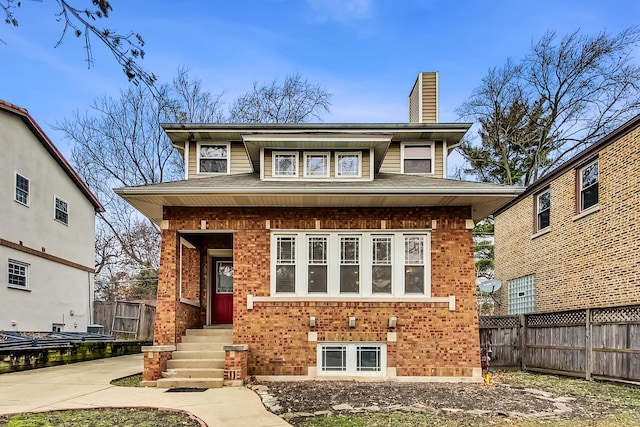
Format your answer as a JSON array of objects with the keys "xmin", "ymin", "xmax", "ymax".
[
  {"xmin": 116, "ymin": 73, "xmax": 522, "ymax": 387},
  {"xmin": 493, "ymin": 115, "xmax": 640, "ymax": 315}
]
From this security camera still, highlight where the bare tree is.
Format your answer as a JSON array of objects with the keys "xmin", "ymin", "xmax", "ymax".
[
  {"xmin": 229, "ymin": 73, "xmax": 332, "ymax": 123},
  {"xmin": 1, "ymin": 0, "xmax": 156, "ymax": 90},
  {"xmin": 458, "ymin": 27, "xmax": 640, "ymax": 186}
]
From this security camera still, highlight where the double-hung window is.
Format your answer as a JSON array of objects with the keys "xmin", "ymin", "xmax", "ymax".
[
  {"xmin": 273, "ymin": 152, "xmax": 299, "ymax": 177},
  {"xmin": 402, "ymin": 143, "xmax": 433, "ymax": 174},
  {"xmin": 8, "ymin": 260, "xmax": 28, "ymax": 288},
  {"xmin": 535, "ymin": 189, "xmax": 551, "ymax": 232},
  {"xmin": 404, "ymin": 235, "xmax": 425, "ymax": 293},
  {"xmin": 275, "ymin": 236, "xmax": 296, "ymax": 293},
  {"xmin": 579, "ymin": 160, "xmax": 598, "ymax": 212},
  {"xmin": 339, "ymin": 236, "xmax": 360, "ymax": 293},
  {"xmin": 371, "ymin": 236, "xmax": 392, "ymax": 293},
  {"xmin": 308, "ymin": 236, "xmax": 328, "ymax": 293},
  {"xmin": 15, "ymin": 173, "xmax": 29, "ymax": 206},
  {"xmin": 198, "ymin": 144, "xmax": 228, "ymax": 173},
  {"xmin": 54, "ymin": 196, "xmax": 68, "ymax": 225}
]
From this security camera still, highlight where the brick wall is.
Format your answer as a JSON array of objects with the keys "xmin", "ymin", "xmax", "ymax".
[
  {"xmin": 155, "ymin": 206, "xmax": 480, "ymax": 377},
  {"xmin": 494, "ymin": 126, "xmax": 640, "ymax": 314}
]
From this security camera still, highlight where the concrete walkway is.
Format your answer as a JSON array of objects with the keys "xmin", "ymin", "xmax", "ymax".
[{"xmin": 0, "ymin": 354, "xmax": 289, "ymax": 427}]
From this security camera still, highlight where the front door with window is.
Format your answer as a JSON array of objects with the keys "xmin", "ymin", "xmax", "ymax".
[{"xmin": 212, "ymin": 259, "xmax": 233, "ymax": 324}]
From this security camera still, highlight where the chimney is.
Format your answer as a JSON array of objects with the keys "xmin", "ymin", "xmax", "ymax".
[{"xmin": 408, "ymin": 72, "xmax": 438, "ymax": 123}]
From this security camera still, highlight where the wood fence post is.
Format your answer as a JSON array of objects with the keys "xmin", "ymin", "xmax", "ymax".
[
  {"xmin": 520, "ymin": 314, "xmax": 527, "ymax": 370},
  {"xmin": 585, "ymin": 308, "xmax": 592, "ymax": 381}
]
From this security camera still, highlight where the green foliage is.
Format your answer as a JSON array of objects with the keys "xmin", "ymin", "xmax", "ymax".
[
  {"xmin": 110, "ymin": 373, "xmax": 142, "ymax": 387},
  {"xmin": 3, "ymin": 408, "xmax": 199, "ymax": 427}
]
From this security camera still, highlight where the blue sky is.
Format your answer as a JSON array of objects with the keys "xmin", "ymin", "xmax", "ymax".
[{"xmin": 1, "ymin": 0, "xmax": 639, "ymax": 161}]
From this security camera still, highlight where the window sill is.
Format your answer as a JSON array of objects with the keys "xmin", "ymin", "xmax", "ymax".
[
  {"xmin": 7, "ymin": 285, "xmax": 30, "ymax": 292},
  {"xmin": 572, "ymin": 205, "xmax": 600, "ymax": 222},
  {"xmin": 179, "ymin": 297, "xmax": 200, "ymax": 307},
  {"xmin": 14, "ymin": 200, "xmax": 29, "ymax": 207},
  {"xmin": 247, "ymin": 294, "xmax": 455, "ymax": 311},
  {"xmin": 531, "ymin": 228, "xmax": 550, "ymax": 240}
]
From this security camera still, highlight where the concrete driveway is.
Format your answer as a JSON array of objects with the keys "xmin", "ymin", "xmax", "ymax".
[{"xmin": 0, "ymin": 354, "xmax": 289, "ymax": 427}]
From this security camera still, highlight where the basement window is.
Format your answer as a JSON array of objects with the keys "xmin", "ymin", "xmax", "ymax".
[{"xmin": 318, "ymin": 343, "xmax": 386, "ymax": 376}]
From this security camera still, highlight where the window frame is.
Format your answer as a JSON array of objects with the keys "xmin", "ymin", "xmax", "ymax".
[
  {"xmin": 307, "ymin": 235, "xmax": 328, "ymax": 293},
  {"xmin": 274, "ymin": 235, "xmax": 297, "ymax": 294},
  {"xmin": 401, "ymin": 142, "xmax": 435, "ymax": 175},
  {"xmin": 303, "ymin": 152, "xmax": 330, "ymax": 178},
  {"xmin": 317, "ymin": 342, "xmax": 387, "ymax": 376},
  {"xmin": 335, "ymin": 152, "xmax": 362, "ymax": 178},
  {"xmin": 270, "ymin": 231, "xmax": 430, "ymax": 297},
  {"xmin": 534, "ymin": 188, "xmax": 551, "ymax": 233},
  {"xmin": 8, "ymin": 259, "xmax": 29, "ymax": 289},
  {"xmin": 578, "ymin": 159, "xmax": 599, "ymax": 212},
  {"xmin": 14, "ymin": 172, "xmax": 30, "ymax": 206},
  {"xmin": 54, "ymin": 195, "xmax": 69, "ymax": 225},
  {"xmin": 273, "ymin": 151, "xmax": 300, "ymax": 178},
  {"xmin": 197, "ymin": 142, "xmax": 230, "ymax": 175}
]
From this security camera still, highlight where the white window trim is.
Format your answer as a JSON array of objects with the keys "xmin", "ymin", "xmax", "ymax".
[
  {"xmin": 303, "ymin": 152, "xmax": 330, "ymax": 178},
  {"xmin": 535, "ymin": 189, "xmax": 551, "ymax": 233},
  {"xmin": 335, "ymin": 152, "xmax": 362, "ymax": 178},
  {"xmin": 317, "ymin": 342, "xmax": 387, "ymax": 376},
  {"xmin": 270, "ymin": 231, "xmax": 431, "ymax": 298},
  {"xmin": 401, "ymin": 142, "xmax": 435, "ymax": 175},
  {"xmin": 196, "ymin": 142, "xmax": 230, "ymax": 175},
  {"xmin": 8, "ymin": 259, "xmax": 29, "ymax": 290},
  {"xmin": 273, "ymin": 151, "xmax": 300, "ymax": 178},
  {"xmin": 54, "ymin": 195, "xmax": 69, "ymax": 226},
  {"xmin": 14, "ymin": 172, "xmax": 30, "ymax": 207},
  {"xmin": 578, "ymin": 159, "xmax": 599, "ymax": 212}
]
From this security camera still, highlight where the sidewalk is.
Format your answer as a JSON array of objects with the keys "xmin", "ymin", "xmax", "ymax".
[{"xmin": 0, "ymin": 354, "xmax": 289, "ymax": 427}]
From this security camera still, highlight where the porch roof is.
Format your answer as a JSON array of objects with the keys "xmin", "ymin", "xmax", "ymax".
[{"xmin": 115, "ymin": 173, "xmax": 524, "ymax": 224}]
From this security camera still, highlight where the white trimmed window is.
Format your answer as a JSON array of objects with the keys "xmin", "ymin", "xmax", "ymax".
[
  {"xmin": 304, "ymin": 152, "xmax": 330, "ymax": 177},
  {"xmin": 275, "ymin": 236, "xmax": 296, "ymax": 293},
  {"xmin": 270, "ymin": 231, "xmax": 430, "ymax": 297},
  {"xmin": 15, "ymin": 173, "xmax": 29, "ymax": 206},
  {"xmin": 336, "ymin": 152, "xmax": 361, "ymax": 177},
  {"xmin": 535, "ymin": 189, "xmax": 551, "ymax": 232},
  {"xmin": 578, "ymin": 160, "xmax": 598, "ymax": 212},
  {"xmin": 273, "ymin": 152, "xmax": 299, "ymax": 177},
  {"xmin": 318, "ymin": 343, "xmax": 386, "ymax": 376},
  {"xmin": 54, "ymin": 196, "xmax": 69, "ymax": 225},
  {"xmin": 8, "ymin": 260, "xmax": 28, "ymax": 288},
  {"xmin": 198, "ymin": 143, "xmax": 229, "ymax": 174},
  {"xmin": 402, "ymin": 143, "xmax": 433, "ymax": 174}
]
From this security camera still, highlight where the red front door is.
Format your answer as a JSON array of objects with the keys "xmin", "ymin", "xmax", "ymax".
[{"xmin": 212, "ymin": 259, "xmax": 233, "ymax": 324}]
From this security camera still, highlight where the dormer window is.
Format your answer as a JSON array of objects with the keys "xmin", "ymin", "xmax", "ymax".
[
  {"xmin": 198, "ymin": 143, "xmax": 228, "ymax": 174},
  {"xmin": 336, "ymin": 152, "xmax": 361, "ymax": 177},
  {"xmin": 304, "ymin": 152, "xmax": 330, "ymax": 177},
  {"xmin": 273, "ymin": 152, "xmax": 299, "ymax": 177},
  {"xmin": 402, "ymin": 143, "xmax": 433, "ymax": 174}
]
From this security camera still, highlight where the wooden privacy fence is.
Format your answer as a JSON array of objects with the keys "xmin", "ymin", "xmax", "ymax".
[
  {"xmin": 93, "ymin": 301, "xmax": 155, "ymax": 341},
  {"xmin": 479, "ymin": 305, "xmax": 640, "ymax": 384}
]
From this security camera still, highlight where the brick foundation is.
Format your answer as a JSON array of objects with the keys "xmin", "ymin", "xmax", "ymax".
[{"xmin": 141, "ymin": 345, "xmax": 175, "ymax": 383}]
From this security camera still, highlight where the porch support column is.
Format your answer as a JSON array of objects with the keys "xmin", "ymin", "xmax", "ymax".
[{"xmin": 153, "ymin": 229, "xmax": 180, "ymax": 346}]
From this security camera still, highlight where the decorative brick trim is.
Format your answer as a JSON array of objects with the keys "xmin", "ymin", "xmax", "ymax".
[{"xmin": 0, "ymin": 238, "xmax": 94, "ymax": 273}]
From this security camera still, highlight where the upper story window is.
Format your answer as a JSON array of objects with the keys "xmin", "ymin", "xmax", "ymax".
[
  {"xmin": 8, "ymin": 259, "xmax": 28, "ymax": 288},
  {"xmin": 273, "ymin": 152, "xmax": 299, "ymax": 177},
  {"xmin": 336, "ymin": 152, "xmax": 361, "ymax": 177},
  {"xmin": 304, "ymin": 152, "xmax": 330, "ymax": 177},
  {"xmin": 198, "ymin": 144, "xmax": 228, "ymax": 174},
  {"xmin": 402, "ymin": 143, "xmax": 433, "ymax": 174},
  {"xmin": 270, "ymin": 231, "xmax": 430, "ymax": 297},
  {"xmin": 579, "ymin": 160, "xmax": 598, "ymax": 211},
  {"xmin": 15, "ymin": 173, "xmax": 29, "ymax": 206},
  {"xmin": 54, "ymin": 196, "xmax": 69, "ymax": 225},
  {"xmin": 535, "ymin": 189, "xmax": 551, "ymax": 232}
]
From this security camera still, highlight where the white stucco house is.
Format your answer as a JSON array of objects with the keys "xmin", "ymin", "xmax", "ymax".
[{"xmin": 0, "ymin": 100, "xmax": 103, "ymax": 332}]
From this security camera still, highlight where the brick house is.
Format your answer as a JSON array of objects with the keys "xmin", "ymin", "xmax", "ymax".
[
  {"xmin": 116, "ymin": 73, "xmax": 523, "ymax": 387},
  {"xmin": 493, "ymin": 115, "xmax": 640, "ymax": 315}
]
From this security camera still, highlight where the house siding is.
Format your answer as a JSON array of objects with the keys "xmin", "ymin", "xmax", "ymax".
[
  {"xmin": 155, "ymin": 206, "xmax": 480, "ymax": 378},
  {"xmin": 494, "ymin": 124, "xmax": 640, "ymax": 314},
  {"xmin": 188, "ymin": 141, "xmax": 252, "ymax": 177},
  {"xmin": 379, "ymin": 142, "xmax": 444, "ymax": 177}
]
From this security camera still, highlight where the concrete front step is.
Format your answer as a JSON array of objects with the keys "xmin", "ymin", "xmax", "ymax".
[
  {"xmin": 185, "ymin": 328, "xmax": 233, "ymax": 337},
  {"xmin": 181, "ymin": 335, "xmax": 233, "ymax": 344},
  {"xmin": 156, "ymin": 377, "xmax": 224, "ymax": 389},
  {"xmin": 171, "ymin": 350, "xmax": 225, "ymax": 359},
  {"xmin": 177, "ymin": 342, "xmax": 229, "ymax": 351},
  {"xmin": 167, "ymin": 358, "xmax": 225, "ymax": 369},
  {"xmin": 162, "ymin": 368, "xmax": 224, "ymax": 379}
]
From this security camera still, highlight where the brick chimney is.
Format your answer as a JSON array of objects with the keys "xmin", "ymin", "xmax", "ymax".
[{"xmin": 408, "ymin": 72, "xmax": 438, "ymax": 123}]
